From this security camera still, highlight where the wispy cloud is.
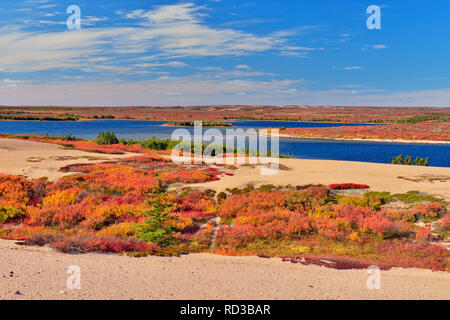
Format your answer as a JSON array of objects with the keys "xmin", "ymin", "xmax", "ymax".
[
  {"xmin": 343, "ymin": 66, "xmax": 362, "ymax": 71},
  {"xmin": 0, "ymin": 3, "xmax": 304, "ymax": 75},
  {"xmin": 361, "ymin": 44, "xmax": 388, "ymax": 51}
]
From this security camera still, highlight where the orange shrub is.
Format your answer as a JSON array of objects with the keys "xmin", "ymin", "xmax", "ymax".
[{"xmin": 412, "ymin": 202, "xmax": 447, "ymax": 219}]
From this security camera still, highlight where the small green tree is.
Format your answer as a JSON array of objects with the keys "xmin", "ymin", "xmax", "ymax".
[
  {"xmin": 96, "ymin": 130, "xmax": 119, "ymax": 145},
  {"xmin": 392, "ymin": 154, "xmax": 403, "ymax": 164},
  {"xmin": 135, "ymin": 193, "xmax": 178, "ymax": 247},
  {"xmin": 403, "ymin": 155, "xmax": 413, "ymax": 165}
]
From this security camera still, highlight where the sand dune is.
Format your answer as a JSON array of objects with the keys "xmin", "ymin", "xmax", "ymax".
[
  {"xmin": 0, "ymin": 138, "xmax": 139, "ymax": 181},
  {"xmin": 1, "ymin": 239, "xmax": 449, "ymax": 300}
]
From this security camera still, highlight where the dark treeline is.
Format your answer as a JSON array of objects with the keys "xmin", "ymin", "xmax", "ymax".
[
  {"xmin": 0, "ymin": 114, "xmax": 80, "ymax": 121},
  {"xmin": 392, "ymin": 154, "xmax": 429, "ymax": 166}
]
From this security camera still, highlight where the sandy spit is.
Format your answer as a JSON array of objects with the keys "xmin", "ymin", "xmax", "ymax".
[
  {"xmin": 1, "ymin": 240, "xmax": 449, "ymax": 300},
  {"xmin": 259, "ymin": 129, "xmax": 450, "ymax": 145}
]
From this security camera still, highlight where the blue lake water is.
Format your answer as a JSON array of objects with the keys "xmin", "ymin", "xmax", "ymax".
[{"xmin": 0, "ymin": 120, "xmax": 448, "ymax": 167}]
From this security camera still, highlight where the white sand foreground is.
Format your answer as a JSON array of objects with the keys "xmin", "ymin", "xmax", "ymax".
[{"xmin": 1, "ymin": 239, "xmax": 449, "ymax": 300}]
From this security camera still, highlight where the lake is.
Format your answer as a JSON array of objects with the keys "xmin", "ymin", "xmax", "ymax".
[{"xmin": 0, "ymin": 120, "xmax": 448, "ymax": 167}]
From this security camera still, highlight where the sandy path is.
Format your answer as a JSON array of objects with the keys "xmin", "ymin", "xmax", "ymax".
[
  {"xmin": 189, "ymin": 158, "xmax": 450, "ymax": 200},
  {"xmin": 0, "ymin": 240, "xmax": 448, "ymax": 300},
  {"xmin": 0, "ymin": 138, "xmax": 139, "ymax": 180}
]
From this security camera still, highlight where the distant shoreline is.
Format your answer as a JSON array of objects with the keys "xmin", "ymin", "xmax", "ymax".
[
  {"xmin": 0, "ymin": 118, "xmax": 376, "ymax": 125},
  {"xmin": 259, "ymin": 129, "xmax": 450, "ymax": 145}
]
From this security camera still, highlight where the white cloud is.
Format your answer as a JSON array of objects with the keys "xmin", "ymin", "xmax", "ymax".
[
  {"xmin": 1, "ymin": 79, "xmax": 22, "ymax": 88},
  {"xmin": 0, "ymin": 26, "xmax": 132, "ymax": 72},
  {"xmin": 134, "ymin": 61, "xmax": 188, "ymax": 68},
  {"xmin": 343, "ymin": 66, "xmax": 361, "ymax": 71},
  {"xmin": 362, "ymin": 44, "xmax": 388, "ymax": 51},
  {"xmin": 126, "ymin": 3, "xmax": 202, "ymax": 23},
  {"xmin": 83, "ymin": 16, "xmax": 109, "ymax": 26},
  {"xmin": 234, "ymin": 64, "xmax": 250, "ymax": 70},
  {"xmin": 1, "ymin": 79, "xmax": 448, "ymax": 107},
  {"xmin": 0, "ymin": 3, "xmax": 302, "ymax": 74}
]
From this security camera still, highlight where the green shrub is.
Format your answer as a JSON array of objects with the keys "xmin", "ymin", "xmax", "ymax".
[
  {"xmin": 392, "ymin": 154, "xmax": 429, "ymax": 166},
  {"xmin": 217, "ymin": 192, "xmax": 227, "ymax": 204},
  {"xmin": 0, "ymin": 205, "xmax": 25, "ymax": 223},
  {"xmin": 135, "ymin": 193, "xmax": 178, "ymax": 247},
  {"xmin": 96, "ymin": 131, "xmax": 119, "ymax": 145}
]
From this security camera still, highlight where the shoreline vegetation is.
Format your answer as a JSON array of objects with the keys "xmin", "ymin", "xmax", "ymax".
[{"xmin": 0, "ymin": 132, "xmax": 286, "ymax": 158}]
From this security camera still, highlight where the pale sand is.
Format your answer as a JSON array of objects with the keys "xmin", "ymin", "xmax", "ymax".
[
  {"xmin": 189, "ymin": 158, "xmax": 450, "ymax": 200},
  {"xmin": 1, "ymin": 240, "xmax": 449, "ymax": 300},
  {"xmin": 0, "ymin": 138, "xmax": 139, "ymax": 181},
  {"xmin": 1, "ymin": 138, "xmax": 449, "ymax": 300}
]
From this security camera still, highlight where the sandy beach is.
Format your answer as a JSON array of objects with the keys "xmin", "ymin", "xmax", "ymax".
[
  {"xmin": 1, "ymin": 239, "xmax": 449, "ymax": 300},
  {"xmin": 0, "ymin": 138, "xmax": 139, "ymax": 181},
  {"xmin": 0, "ymin": 138, "xmax": 449, "ymax": 300}
]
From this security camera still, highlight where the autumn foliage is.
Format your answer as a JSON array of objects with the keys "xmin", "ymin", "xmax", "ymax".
[
  {"xmin": 0, "ymin": 154, "xmax": 448, "ymax": 271},
  {"xmin": 0, "ymin": 156, "xmax": 221, "ymax": 255},
  {"xmin": 215, "ymin": 187, "xmax": 449, "ymax": 271}
]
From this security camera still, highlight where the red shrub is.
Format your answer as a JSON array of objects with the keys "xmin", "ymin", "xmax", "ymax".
[
  {"xmin": 416, "ymin": 226, "xmax": 433, "ymax": 243},
  {"xmin": 328, "ymin": 183, "xmax": 370, "ymax": 190},
  {"xmin": 412, "ymin": 202, "xmax": 447, "ymax": 219}
]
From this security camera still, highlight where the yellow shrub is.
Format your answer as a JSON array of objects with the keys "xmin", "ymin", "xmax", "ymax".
[
  {"xmin": 43, "ymin": 189, "xmax": 80, "ymax": 207},
  {"xmin": 96, "ymin": 222, "xmax": 137, "ymax": 238},
  {"xmin": 348, "ymin": 232, "xmax": 360, "ymax": 242}
]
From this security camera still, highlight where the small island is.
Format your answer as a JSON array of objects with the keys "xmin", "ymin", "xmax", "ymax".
[{"xmin": 163, "ymin": 121, "xmax": 232, "ymax": 127}]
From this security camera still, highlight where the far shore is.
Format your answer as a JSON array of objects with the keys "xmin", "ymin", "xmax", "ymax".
[{"xmin": 259, "ymin": 129, "xmax": 450, "ymax": 145}]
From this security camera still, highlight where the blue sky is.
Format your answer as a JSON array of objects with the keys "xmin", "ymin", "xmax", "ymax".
[{"xmin": 0, "ymin": 0, "xmax": 449, "ymax": 106}]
